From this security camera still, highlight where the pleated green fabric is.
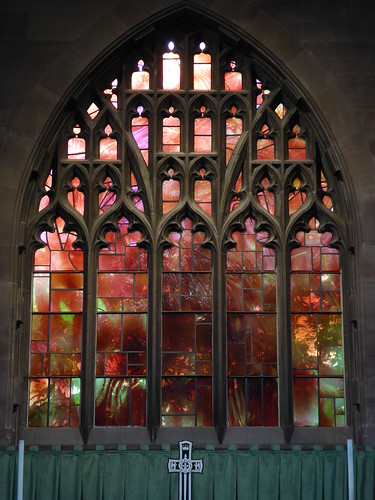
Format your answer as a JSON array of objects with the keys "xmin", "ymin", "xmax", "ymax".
[{"xmin": 0, "ymin": 445, "xmax": 374, "ymax": 499}]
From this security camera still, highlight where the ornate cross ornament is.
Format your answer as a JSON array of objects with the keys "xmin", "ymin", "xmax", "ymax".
[{"xmin": 168, "ymin": 440, "xmax": 204, "ymax": 500}]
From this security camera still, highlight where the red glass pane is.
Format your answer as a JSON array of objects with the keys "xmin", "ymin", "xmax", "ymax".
[
  {"xmin": 194, "ymin": 117, "xmax": 212, "ymax": 152},
  {"xmin": 226, "ymin": 117, "xmax": 243, "ymax": 164},
  {"xmin": 256, "ymin": 138, "xmax": 274, "ymax": 159},
  {"xmin": 100, "ymin": 137, "xmax": 117, "ymax": 159},
  {"xmin": 293, "ymin": 378, "xmax": 318, "ymax": 426},
  {"xmin": 228, "ymin": 378, "xmax": 245, "ymax": 426},
  {"xmin": 67, "ymin": 177, "xmax": 85, "ymax": 216}
]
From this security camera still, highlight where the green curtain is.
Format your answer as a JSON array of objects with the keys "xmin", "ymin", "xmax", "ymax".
[{"xmin": 0, "ymin": 445, "xmax": 373, "ymax": 499}]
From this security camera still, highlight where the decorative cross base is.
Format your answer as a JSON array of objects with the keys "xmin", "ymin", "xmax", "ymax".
[{"xmin": 168, "ymin": 440, "xmax": 203, "ymax": 500}]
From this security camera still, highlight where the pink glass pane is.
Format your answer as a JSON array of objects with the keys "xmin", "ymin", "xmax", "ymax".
[
  {"xmin": 67, "ymin": 177, "xmax": 85, "ymax": 216},
  {"xmin": 162, "ymin": 178, "xmax": 180, "ymax": 214},
  {"xmin": 162, "ymin": 115, "xmax": 180, "ymax": 152},
  {"xmin": 163, "ymin": 51, "xmax": 180, "ymax": 90},
  {"xmin": 87, "ymin": 103, "xmax": 99, "ymax": 120},
  {"xmin": 100, "ymin": 136, "xmax": 117, "ymax": 159},
  {"xmin": 96, "ymin": 218, "xmax": 147, "ymax": 426},
  {"xmin": 224, "ymin": 72, "xmax": 242, "ymax": 91},
  {"xmin": 67, "ymin": 138, "xmax": 85, "ymax": 159},
  {"xmin": 194, "ymin": 117, "xmax": 212, "ymax": 152},
  {"xmin": 194, "ymin": 52, "xmax": 211, "ymax": 90},
  {"xmin": 194, "ymin": 180, "xmax": 211, "ymax": 215},
  {"xmin": 132, "ymin": 116, "xmax": 148, "ymax": 165}
]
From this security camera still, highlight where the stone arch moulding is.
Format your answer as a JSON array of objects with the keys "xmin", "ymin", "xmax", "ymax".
[{"xmin": 13, "ymin": 2, "xmax": 360, "ymax": 447}]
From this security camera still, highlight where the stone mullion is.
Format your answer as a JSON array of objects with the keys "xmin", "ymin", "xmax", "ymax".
[
  {"xmin": 147, "ymin": 90, "xmax": 162, "ymax": 441},
  {"xmin": 277, "ymin": 164, "xmax": 294, "ymax": 441},
  {"xmin": 80, "ymin": 148, "xmax": 97, "ymax": 443}
]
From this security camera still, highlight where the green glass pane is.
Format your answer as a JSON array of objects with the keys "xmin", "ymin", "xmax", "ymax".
[
  {"xmin": 319, "ymin": 398, "xmax": 335, "ymax": 427},
  {"xmin": 335, "ymin": 398, "xmax": 345, "ymax": 416},
  {"xmin": 317, "ymin": 314, "xmax": 342, "ymax": 345},
  {"xmin": 320, "ymin": 378, "xmax": 344, "ymax": 397},
  {"xmin": 318, "ymin": 346, "xmax": 343, "ymax": 375},
  {"xmin": 95, "ymin": 378, "xmax": 130, "ymax": 426}
]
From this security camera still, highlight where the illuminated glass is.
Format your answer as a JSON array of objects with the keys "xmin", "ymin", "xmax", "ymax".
[
  {"xmin": 162, "ymin": 218, "xmax": 212, "ymax": 426},
  {"xmin": 96, "ymin": 218, "xmax": 147, "ymax": 426},
  {"xmin": 193, "ymin": 43, "xmax": 211, "ymax": 90},
  {"xmin": 226, "ymin": 218, "xmax": 277, "ymax": 426},
  {"xmin": 226, "ymin": 107, "xmax": 243, "ymax": 164},
  {"xmin": 163, "ymin": 108, "xmax": 180, "ymax": 152},
  {"xmin": 67, "ymin": 125, "xmax": 85, "ymax": 159},
  {"xmin": 132, "ymin": 106, "xmax": 149, "ymax": 165},
  {"xmin": 194, "ymin": 107, "xmax": 212, "ymax": 152},
  {"xmin": 288, "ymin": 124, "xmax": 306, "ymax": 160},
  {"xmin": 30, "ymin": 218, "xmax": 83, "ymax": 427},
  {"xmin": 163, "ymin": 42, "xmax": 180, "ymax": 90},
  {"xmin": 256, "ymin": 124, "xmax": 274, "ymax": 159},
  {"xmin": 100, "ymin": 125, "xmax": 117, "ymax": 159},
  {"xmin": 291, "ymin": 218, "xmax": 343, "ymax": 427},
  {"xmin": 225, "ymin": 61, "xmax": 242, "ymax": 91},
  {"xmin": 131, "ymin": 60, "xmax": 150, "ymax": 90}
]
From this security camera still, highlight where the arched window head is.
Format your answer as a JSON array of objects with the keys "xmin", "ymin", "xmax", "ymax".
[{"xmin": 25, "ymin": 17, "xmax": 349, "ymax": 443}]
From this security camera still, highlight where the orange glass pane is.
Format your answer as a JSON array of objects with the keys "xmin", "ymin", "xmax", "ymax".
[
  {"xmin": 194, "ymin": 180, "xmax": 211, "ymax": 215},
  {"xmin": 131, "ymin": 61, "xmax": 150, "ymax": 90},
  {"xmin": 162, "ymin": 115, "xmax": 180, "ymax": 152},
  {"xmin": 100, "ymin": 128, "xmax": 118, "ymax": 160},
  {"xmin": 289, "ymin": 178, "xmax": 306, "ymax": 215},
  {"xmin": 194, "ymin": 117, "xmax": 212, "ymax": 152},
  {"xmin": 224, "ymin": 71, "xmax": 242, "ymax": 91},
  {"xmin": 256, "ymin": 138, "xmax": 274, "ymax": 159},
  {"xmin": 162, "ymin": 178, "xmax": 180, "ymax": 214},
  {"xmin": 194, "ymin": 52, "xmax": 211, "ymax": 90}
]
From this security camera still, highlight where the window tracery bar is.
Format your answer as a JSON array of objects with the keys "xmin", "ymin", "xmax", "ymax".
[
  {"xmin": 291, "ymin": 218, "xmax": 344, "ymax": 427},
  {"xmin": 162, "ymin": 218, "xmax": 212, "ymax": 426},
  {"xmin": 226, "ymin": 218, "xmax": 278, "ymax": 426},
  {"xmin": 39, "ymin": 169, "xmax": 53, "ymax": 212},
  {"xmin": 98, "ymin": 176, "xmax": 117, "ymax": 215},
  {"xmin": 96, "ymin": 218, "xmax": 147, "ymax": 426},
  {"xmin": 29, "ymin": 218, "xmax": 83, "ymax": 427}
]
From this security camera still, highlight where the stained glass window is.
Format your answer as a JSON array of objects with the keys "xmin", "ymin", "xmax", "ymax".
[{"xmin": 27, "ymin": 23, "xmax": 347, "ymax": 441}]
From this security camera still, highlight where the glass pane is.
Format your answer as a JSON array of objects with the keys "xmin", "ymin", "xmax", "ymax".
[
  {"xmin": 131, "ymin": 60, "xmax": 149, "ymax": 90},
  {"xmin": 194, "ymin": 50, "xmax": 211, "ymax": 90},
  {"xmin": 162, "ymin": 114, "xmax": 180, "ymax": 152},
  {"xmin": 226, "ymin": 115, "xmax": 243, "ymax": 164},
  {"xmin": 132, "ymin": 111, "xmax": 148, "ymax": 165},
  {"xmin": 194, "ymin": 117, "xmax": 212, "ymax": 152},
  {"xmin": 163, "ymin": 43, "xmax": 180, "ymax": 90},
  {"xmin": 67, "ymin": 177, "xmax": 85, "ymax": 216}
]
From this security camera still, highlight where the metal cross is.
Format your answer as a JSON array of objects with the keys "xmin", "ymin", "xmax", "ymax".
[{"xmin": 168, "ymin": 440, "xmax": 204, "ymax": 500}]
